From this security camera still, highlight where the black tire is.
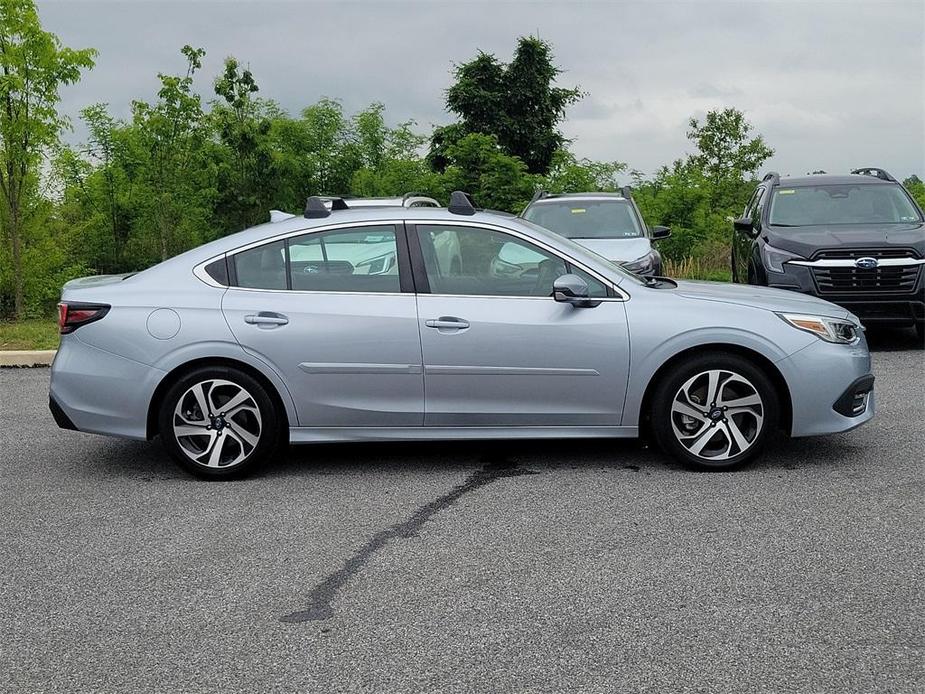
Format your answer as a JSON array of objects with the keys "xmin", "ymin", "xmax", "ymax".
[
  {"xmin": 650, "ymin": 352, "xmax": 779, "ymax": 471},
  {"xmin": 158, "ymin": 365, "xmax": 280, "ymax": 480},
  {"xmin": 730, "ymin": 249, "xmax": 738, "ymax": 283},
  {"xmin": 915, "ymin": 322, "xmax": 924, "ymax": 348}
]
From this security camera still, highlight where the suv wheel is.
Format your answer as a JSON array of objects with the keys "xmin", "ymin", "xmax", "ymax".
[
  {"xmin": 158, "ymin": 366, "xmax": 280, "ymax": 479},
  {"xmin": 650, "ymin": 353, "xmax": 779, "ymax": 471}
]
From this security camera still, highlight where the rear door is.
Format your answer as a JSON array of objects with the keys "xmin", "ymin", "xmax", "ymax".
[
  {"xmin": 222, "ymin": 222, "xmax": 424, "ymax": 427},
  {"xmin": 409, "ymin": 222, "xmax": 630, "ymax": 426}
]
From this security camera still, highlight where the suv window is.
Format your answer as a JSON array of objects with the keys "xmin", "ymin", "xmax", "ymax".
[
  {"xmin": 232, "ymin": 225, "xmax": 401, "ymax": 292},
  {"xmin": 288, "ymin": 226, "xmax": 400, "ymax": 292},
  {"xmin": 523, "ymin": 199, "xmax": 643, "ymax": 239},
  {"xmin": 769, "ymin": 184, "xmax": 922, "ymax": 226},
  {"xmin": 416, "ymin": 224, "xmax": 606, "ymax": 298}
]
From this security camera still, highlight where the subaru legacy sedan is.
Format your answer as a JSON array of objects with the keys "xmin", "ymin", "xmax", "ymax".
[{"xmin": 50, "ymin": 193, "xmax": 875, "ymax": 479}]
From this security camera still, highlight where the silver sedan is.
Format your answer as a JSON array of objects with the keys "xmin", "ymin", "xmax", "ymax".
[{"xmin": 49, "ymin": 192, "xmax": 875, "ymax": 479}]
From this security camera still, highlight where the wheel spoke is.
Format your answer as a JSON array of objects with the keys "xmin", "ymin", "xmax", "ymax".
[
  {"xmin": 725, "ymin": 418, "xmax": 751, "ymax": 454},
  {"xmin": 191, "ymin": 382, "xmax": 211, "ymax": 418},
  {"xmin": 721, "ymin": 393, "xmax": 761, "ymax": 408},
  {"xmin": 705, "ymin": 370, "xmax": 721, "ymax": 405},
  {"xmin": 214, "ymin": 387, "xmax": 251, "ymax": 415},
  {"xmin": 204, "ymin": 434, "xmax": 228, "ymax": 468},
  {"xmin": 228, "ymin": 422, "xmax": 259, "ymax": 449},
  {"xmin": 671, "ymin": 400, "xmax": 707, "ymax": 421},
  {"xmin": 175, "ymin": 424, "xmax": 213, "ymax": 438},
  {"xmin": 688, "ymin": 426, "xmax": 720, "ymax": 456}
]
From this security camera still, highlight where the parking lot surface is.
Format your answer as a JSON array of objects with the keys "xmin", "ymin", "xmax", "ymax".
[{"xmin": 2, "ymin": 330, "xmax": 923, "ymax": 693}]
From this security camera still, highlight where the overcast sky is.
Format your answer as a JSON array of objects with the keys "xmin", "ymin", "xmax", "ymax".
[{"xmin": 39, "ymin": 0, "xmax": 925, "ymax": 180}]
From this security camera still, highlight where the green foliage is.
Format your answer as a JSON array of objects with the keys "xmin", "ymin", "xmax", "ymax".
[
  {"xmin": 434, "ymin": 36, "xmax": 582, "ymax": 175},
  {"xmin": 0, "ymin": 0, "xmax": 95, "ymax": 318},
  {"xmin": 903, "ymin": 175, "xmax": 925, "ymax": 211},
  {"xmin": 0, "ymin": 317, "xmax": 58, "ymax": 350}
]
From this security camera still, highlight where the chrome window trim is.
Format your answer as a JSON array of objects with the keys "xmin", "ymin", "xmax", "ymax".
[
  {"xmin": 193, "ymin": 217, "xmax": 631, "ymax": 300},
  {"xmin": 789, "ymin": 258, "xmax": 925, "ymax": 267}
]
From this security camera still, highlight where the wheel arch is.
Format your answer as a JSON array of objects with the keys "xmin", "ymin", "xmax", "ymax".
[
  {"xmin": 146, "ymin": 356, "xmax": 291, "ymax": 440},
  {"xmin": 638, "ymin": 343, "xmax": 793, "ymax": 439}
]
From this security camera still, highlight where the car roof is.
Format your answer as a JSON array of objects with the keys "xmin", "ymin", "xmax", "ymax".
[{"xmin": 770, "ymin": 174, "xmax": 894, "ymax": 187}]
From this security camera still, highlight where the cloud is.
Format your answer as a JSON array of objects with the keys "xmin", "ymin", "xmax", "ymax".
[{"xmin": 40, "ymin": 0, "xmax": 925, "ymax": 180}]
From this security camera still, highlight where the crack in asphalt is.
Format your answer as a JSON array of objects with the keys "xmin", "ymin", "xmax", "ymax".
[{"xmin": 279, "ymin": 460, "xmax": 536, "ymax": 624}]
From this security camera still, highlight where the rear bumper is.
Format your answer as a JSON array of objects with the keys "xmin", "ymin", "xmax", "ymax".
[{"xmin": 49, "ymin": 335, "xmax": 164, "ymax": 440}]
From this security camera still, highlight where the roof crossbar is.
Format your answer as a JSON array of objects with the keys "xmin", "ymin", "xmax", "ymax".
[
  {"xmin": 304, "ymin": 196, "xmax": 348, "ymax": 218},
  {"xmin": 448, "ymin": 190, "xmax": 476, "ymax": 216}
]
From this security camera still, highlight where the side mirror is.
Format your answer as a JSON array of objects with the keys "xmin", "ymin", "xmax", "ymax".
[
  {"xmin": 733, "ymin": 217, "xmax": 754, "ymax": 234},
  {"xmin": 553, "ymin": 274, "xmax": 601, "ymax": 308},
  {"xmin": 650, "ymin": 225, "xmax": 671, "ymax": 240}
]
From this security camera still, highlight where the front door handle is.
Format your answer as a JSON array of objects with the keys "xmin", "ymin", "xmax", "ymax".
[
  {"xmin": 244, "ymin": 311, "xmax": 289, "ymax": 327},
  {"xmin": 425, "ymin": 317, "xmax": 469, "ymax": 330}
]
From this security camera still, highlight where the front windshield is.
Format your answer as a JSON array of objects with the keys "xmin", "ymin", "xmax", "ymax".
[
  {"xmin": 768, "ymin": 184, "xmax": 922, "ymax": 226},
  {"xmin": 523, "ymin": 199, "xmax": 644, "ymax": 239}
]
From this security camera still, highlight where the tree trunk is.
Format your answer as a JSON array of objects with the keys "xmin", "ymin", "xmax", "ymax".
[{"xmin": 9, "ymin": 200, "xmax": 24, "ymax": 319}]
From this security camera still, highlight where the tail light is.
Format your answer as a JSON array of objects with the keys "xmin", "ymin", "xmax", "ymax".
[{"xmin": 57, "ymin": 302, "xmax": 110, "ymax": 334}]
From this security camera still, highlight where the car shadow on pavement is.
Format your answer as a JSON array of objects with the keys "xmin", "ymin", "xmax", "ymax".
[{"xmin": 865, "ymin": 325, "xmax": 922, "ymax": 351}]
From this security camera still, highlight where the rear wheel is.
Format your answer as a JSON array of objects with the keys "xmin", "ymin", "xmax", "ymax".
[
  {"xmin": 650, "ymin": 353, "xmax": 779, "ymax": 471},
  {"xmin": 158, "ymin": 366, "xmax": 280, "ymax": 479}
]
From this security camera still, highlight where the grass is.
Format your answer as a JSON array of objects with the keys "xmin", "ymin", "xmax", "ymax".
[
  {"xmin": 0, "ymin": 319, "xmax": 59, "ymax": 351},
  {"xmin": 664, "ymin": 255, "xmax": 732, "ymax": 282}
]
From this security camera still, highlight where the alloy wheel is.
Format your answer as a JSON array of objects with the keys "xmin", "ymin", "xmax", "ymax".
[
  {"xmin": 670, "ymin": 369, "xmax": 764, "ymax": 462},
  {"xmin": 172, "ymin": 379, "xmax": 263, "ymax": 468}
]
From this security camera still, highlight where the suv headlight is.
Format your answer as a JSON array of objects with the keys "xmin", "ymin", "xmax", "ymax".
[
  {"xmin": 778, "ymin": 313, "xmax": 861, "ymax": 344},
  {"xmin": 622, "ymin": 251, "xmax": 655, "ymax": 275},
  {"xmin": 763, "ymin": 244, "xmax": 804, "ymax": 273}
]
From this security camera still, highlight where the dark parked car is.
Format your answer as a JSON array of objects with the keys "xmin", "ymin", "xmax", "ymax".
[{"xmin": 732, "ymin": 168, "xmax": 925, "ymax": 340}]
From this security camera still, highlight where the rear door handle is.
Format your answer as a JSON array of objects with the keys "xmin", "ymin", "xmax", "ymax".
[
  {"xmin": 244, "ymin": 311, "xmax": 289, "ymax": 327},
  {"xmin": 425, "ymin": 317, "xmax": 469, "ymax": 330}
]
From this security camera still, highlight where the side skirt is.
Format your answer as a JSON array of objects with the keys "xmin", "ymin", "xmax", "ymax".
[{"xmin": 288, "ymin": 426, "xmax": 639, "ymax": 444}]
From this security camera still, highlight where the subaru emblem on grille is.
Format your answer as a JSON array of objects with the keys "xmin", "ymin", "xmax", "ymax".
[{"xmin": 855, "ymin": 257, "xmax": 878, "ymax": 270}]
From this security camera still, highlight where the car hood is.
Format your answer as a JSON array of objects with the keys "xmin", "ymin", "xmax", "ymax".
[
  {"xmin": 670, "ymin": 279, "xmax": 852, "ymax": 319},
  {"xmin": 764, "ymin": 222, "xmax": 925, "ymax": 258},
  {"xmin": 569, "ymin": 237, "xmax": 652, "ymax": 263}
]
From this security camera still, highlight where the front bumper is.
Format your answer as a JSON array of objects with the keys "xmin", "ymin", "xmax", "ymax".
[
  {"xmin": 49, "ymin": 335, "xmax": 164, "ymax": 440},
  {"xmin": 769, "ymin": 262, "xmax": 924, "ymax": 327},
  {"xmin": 775, "ymin": 332, "xmax": 875, "ymax": 437}
]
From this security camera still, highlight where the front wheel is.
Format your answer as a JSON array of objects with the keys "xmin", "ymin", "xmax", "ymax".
[
  {"xmin": 158, "ymin": 366, "xmax": 280, "ymax": 479},
  {"xmin": 650, "ymin": 353, "xmax": 779, "ymax": 471}
]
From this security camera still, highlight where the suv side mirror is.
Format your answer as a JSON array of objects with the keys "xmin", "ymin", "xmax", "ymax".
[
  {"xmin": 733, "ymin": 217, "xmax": 754, "ymax": 234},
  {"xmin": 553, "ymin": 274, "xmax": 601, "ymax": 308},
  {"xmin": 650, "ymin": 225, "xmax": 671, "ymax": 240}
]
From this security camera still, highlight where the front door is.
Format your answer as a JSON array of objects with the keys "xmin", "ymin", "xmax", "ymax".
[
  {"xmin": 222, "ymin": 223, "xmax": 424, "ymax": 427},
  {"xmin": 410, "ymin": 223, "xmax": 630, "ymax": 426}
]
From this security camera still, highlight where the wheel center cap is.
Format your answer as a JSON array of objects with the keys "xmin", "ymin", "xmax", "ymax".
[
  {"xmin": 708, "ymin": 408, "xmax": 724, "ymax": 421},
  {"xmin": 211, "ymin": 416, "xmax": 226, "ymax": 431}
]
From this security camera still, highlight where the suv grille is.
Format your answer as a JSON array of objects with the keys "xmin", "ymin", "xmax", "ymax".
[
  {"xmin": 812, "ymin": 265, "xmax": 920, "ymax": 294},
  {"xmin": 813, "ymin": 247, "xmax": 920, "ymax": 260}
]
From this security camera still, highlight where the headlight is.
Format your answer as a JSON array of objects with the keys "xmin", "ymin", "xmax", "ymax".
[
  {"xmin": 778, "ymin": 313, "xmax": 861, "ymax": 344},
  {"xmin": 622, "ymin": 252, "xmax": 655, "ymax": 275},
  {"xmin": 763, "ymin": 244, "xmax": 804, "ymax": 273}
]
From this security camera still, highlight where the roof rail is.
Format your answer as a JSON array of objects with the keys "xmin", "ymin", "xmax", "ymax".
[
  {"xmin": 762, "ymin": 171, "xmax": 780, "ymax": 185},
  {"xmin": 620, "ymin": 185, "xmax": 633, "ymax": 199},
  {"xmin": 401, "ymin": 191, "xmax": 423, "ymax": 202},
  {"xmin": 448, "ymin": 190, "xmax": 476, "ymax": 216},
  {"xmin": 304, "ymin": 195, "xmax": 348, "ymax": 218},
  {"xmin": 851, "ymin": 167, "xmax": 897, "ymax": 183},
  {"xmin": 528, "ymin": 189, "xmax": 548, "ymax": 205}
]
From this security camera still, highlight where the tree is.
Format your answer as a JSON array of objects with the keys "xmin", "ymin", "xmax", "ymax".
[
  {"xmin": 903, "ymin": 175, "xmax": 925, "ymax": 211},
  {"xmin": 685, "ymin": 108, "xmax": 773, "ymax": 212},
  {"xmin": 212, "ymin": 56, "xmax": 275, "ymax": 231},
  {"xmin": 432, "ymin": 36, "xmax": 582, "ymax": 175},
  {"xmin": 0, "ymin": 0, "xmax": 95, "ymax": 318}
]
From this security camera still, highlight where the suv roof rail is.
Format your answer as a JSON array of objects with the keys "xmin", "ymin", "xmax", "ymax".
[
  {"xmin": 529, "ymin": 189, "xmax": 549, "ymax": 205},
  {"xmin": 401, "ymin": 191, "xmax": 424, "ymax": 202},
  {"xmin": 762, "ymin": 171, "xmax": 780, "ymax": 185},
  {"xmin": 304, "ymin": 195, "xmax": 348, "ymax": 218},
  {"xmin": 448, "ymin": 190, "xmax": 476, "ymax": 216},
  {"xmin": 851, "ymin": 167, "xmax": 897, "ymax": 183},
  {"xmin": 620, "ymin": 185, "xmax": 633, "ymax": 199}
]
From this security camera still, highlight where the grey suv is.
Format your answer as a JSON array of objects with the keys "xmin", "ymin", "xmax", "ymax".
[
  {"xmin": 521, "ymin": 191, "xmax": 671, "ymax": 276},
  {"xmin": 732, "ymin": 168, "xmax": 925, "ymax": 339}
]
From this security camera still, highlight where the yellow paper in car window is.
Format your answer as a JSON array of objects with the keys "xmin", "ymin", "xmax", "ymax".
[
  {"xmin": 570, "ymin": 208, "xmax": 586, "ymax": 214},
  {"xmin": 777, "ymin": 189, "xmax": 795, "ymax": 195}
]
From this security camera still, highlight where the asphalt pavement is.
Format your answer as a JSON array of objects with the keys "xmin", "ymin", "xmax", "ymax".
[{"xmin": 1, "ymin": 328, "xmax": 923, "ymax": 693}]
